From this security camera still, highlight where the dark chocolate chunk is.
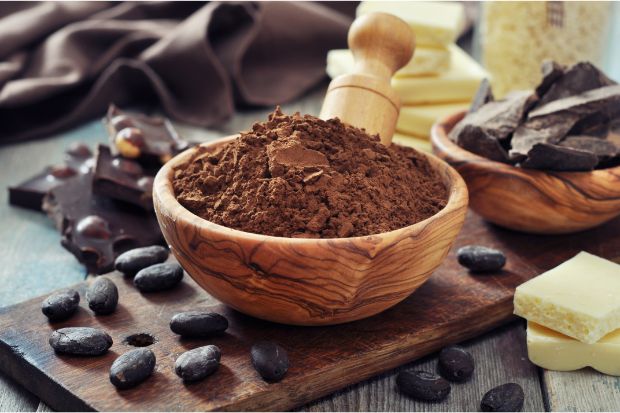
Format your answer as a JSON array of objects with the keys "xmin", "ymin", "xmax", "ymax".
[
  {"xmin": 134, "ymin": 262, "xmax": 184, "ymax": 292},
  {"xmin": 536, "ymin": 61, "xmax": 616, "ymax": 107},
  {"xmin": 520, "ymin": 143, "xmax": 599, "ymax": 171},
  {"xmin": 469, "ymin": 78, "xmax": 494, "ymax": 113},
  {"xmin": 251, "ymin": 341, "xmax": 289, "ymax": 382},
  {"xmin": 535, "ymin": 60, "xmax": 565, "ymax": 99},
  {"xmin": 511, "ymin": 85, "xmax": 620, "ymax": 159},
  {"xmin": 481, "ymin": 383, "xmax": 524, "ymax": 412},
  {"xmin": 49, "ymin": 327, "xmax": 112, "ymax": 356},
  {"xmin": 105, "ymin": 104, "xmax": 188, "ymax": 166},
  {"xmin": 169, "ymin": 311, "xmax": 229, "ymax": 338},
  {"xmin": 396, "ymin": 370, "xmax": 451, "ymax": 402},
  {"xmin": 451, "ymin": 91, "xmax": 537, "ymax": 143},
  {"xmin": 457, "ymin": 245, "xmax": 506, "ymax": 272},
  {"xmin": 41, "ymin": 289, "xmax": 80, "ymax": 322},
  {"xmin": 175, "ymin": 345, "xmax": 221, "ymax": 382},
  {"xmin": 568, "ymin": 112, "xmax": 612, "ymax": 138},
  {"xmin": 42, "ymin": 173, "xmax": 163, "ymax": 274},
  {"xmin": 453, "ymin": 125, "xmax": 513, "ymax": 164},
  {"xmin": 115, "ymin": 245, "xmax": 169, "ymax": 276},
  {"xmin": 8, "ymin": 143, "xmax": 93, "ymax": 211},
  {"xmin": 559, "ymin": 135, "xmax": 618, "ymax": 165},
  {"xmin": 438, "ymin": 345, "xmax": 474, "ymax": 382},
  {"xmin": 109, "ymin": 348, "xmax": 156, "ymax": 389},
  {"xmin": 92, "ymin": 145, "xmax": 154, "ymax": 210},
  {"xmin": 86, "ymin": 277, "xmax": 119, "ymax": 315}
]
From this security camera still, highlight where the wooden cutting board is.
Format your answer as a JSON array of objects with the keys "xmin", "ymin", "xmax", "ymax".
[{"xmin": 1, "ymin": 211, "xmax": 619, "ymax": 412}]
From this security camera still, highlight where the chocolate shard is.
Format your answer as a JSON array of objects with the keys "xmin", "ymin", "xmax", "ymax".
[
  {"xmin": 42, "ymin": 173, "xmax": 163, "ymax": 274},
  {"xmin": 536, "ymin": 61, "xmax": 617, "ymax": 107},
  {"xmin": 568, "ymin": 112, "xmax": 612, "ymax": 138},
  {"xmin": 469, "ymin": 78, "xmax": 494, "ymax": 114},
  {"xmin": 535, "ymin": 60, "xmax": 565, "ymax": 99},
  {"xmin": 104, "ymin": 104, "xmax": 188, "ymax": 166},
  {"xmin": 451, "ymin": 91, "xmax": 537, "ymax": 144},
  {"xmin": 512, "ymin": 85, "xmax": 620, "ymax": 158},
  {"xmin": 92, "ymin": 145, "xmax": 154, "ymax": 210},
  {"xmin": 454, "ymin": 124, "xmax": 513, "ymax": 164},
  {"xmin": 8, "ymin": 143, "xmax": 93, "ymax": 211},
  {"xmin": 520, "ymin": 143, "xmax": 599, "ymax": 171},
  {"xmin": 560, "ymin": 135, "xmax": 619, "ymax": 166}
]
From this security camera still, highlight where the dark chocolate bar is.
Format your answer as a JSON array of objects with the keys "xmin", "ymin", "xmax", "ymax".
[
  {"xmin": 560, "ymin": 135, "xmax": 619, "ymax": 166},
  {"xmin": 104, "ymin": 105, "xmax": 188, "ymax": 166},
  {"xmin": 454, "ymin": 124, "xmax": 513, "ymax": 164},
  {"xmin": 511, "ymin": 85, "xmax": 620, "ymax": 158},
  {"xmin": 469, "ymin": 78, "xmax": 494, "ymax": 114},
  {"xmin": 8, "ymin": 143, "xmax": 93, "ymax": 211},
  {"xmin": 520, "ymin": 143, "xmax": 599, "ymax": 171},
  {"xmin": 43, "ymin": 173, "xmax": 163, "ymax": 274},
  {"xmin": 535, "ymin": 60, "xmax": 565, "ymax": 99},
  {"xmin": 536, "ymin": 61, "xmax": 616, "ymax": 107},
  {"xmin": 451, "ymin": 91, "xmax": 537, "ymax": 144},
  {"xmin": 92, "ymin": 145, "xmax": 154, "ymax": 210}
]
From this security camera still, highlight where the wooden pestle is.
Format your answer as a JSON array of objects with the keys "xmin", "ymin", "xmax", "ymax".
[{"xmin": 320, "ymin": 12, "xmax": 415, "ymax": 145}]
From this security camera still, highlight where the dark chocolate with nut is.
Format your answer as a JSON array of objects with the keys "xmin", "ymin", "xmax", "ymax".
[
  {"xmin": 92, "ymin": 145, "xmax": 154, "ymax": 210},
  {"xmin": 105, "ymin": 104, "xmax": 188, "ymax": 166},
  {"xmin": 42, "ymin": 173, "xmax": 163, "ymax": 274},
  {"xmin": 451, "ymin": 61, "xmax": 620, "ymax": 171},
  {"xmin": 8, "ymin": 143, "xmax": 93, "ymax": 211}
]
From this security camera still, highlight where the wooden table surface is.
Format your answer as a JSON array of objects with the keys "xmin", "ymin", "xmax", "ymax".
[{"xmin": 1, "ymin": 85, "xmax": 619, "ymax": 412}]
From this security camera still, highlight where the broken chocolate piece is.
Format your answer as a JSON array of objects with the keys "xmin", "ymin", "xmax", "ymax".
[
  {"xmin": 536, "ymin": 61, "xmax": 617, "ymax": 107},
  {"xmin": 451, "ymin": 91, "xmax": 537, "ymax": 143},
  {"xmin": 455, "ymin": 125, "xmax": 513, "ymax": 164},
  {"xmin": 8, "ymin": 143, "xmax": 93, "ymax": 211},
  {"xmin": 93, "ymin": 145, "xmax": 154, "ymax": 210},
  {"xmin": 535, "ymin": 60, "xmax": 565, "ymax": 99},
  {"xmin": 520, "ymin": 143, "xmax": 599, "ymax": 171},
  {"xmin": 511, "ymin": 85, "xmax": 620, "ymax": 159},
  {"xmin": 42, "ymin": 173, "xmax": 163, "ymax": 274},
  {"xmin": 469, "ymin": 78, "xmax": 494, "ymax": 114},
  {"xmin": 560, "ymin": 136, "xmax": 619, "ymax": 166},
  {"xmin": 104, "ymin": 104, "xmax": 188, "ymax": 166}
]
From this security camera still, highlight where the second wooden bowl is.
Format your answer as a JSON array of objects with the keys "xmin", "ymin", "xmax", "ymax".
[
  {"xmin": 153, "ymin": 136, "xmax": 468, "ymax": 326},
  {"xmin": 431, "ymin": 111, "xmax": 620, "ymax": 234}
]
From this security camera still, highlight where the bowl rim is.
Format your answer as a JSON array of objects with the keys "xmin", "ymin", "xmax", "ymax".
[
  {"xmin": 153, "ymin": 135, "xmax": 468, "ymax": 244},
  {"xmin": 431, "ymin": 110, "xmax": 620, "ymax": 178}
]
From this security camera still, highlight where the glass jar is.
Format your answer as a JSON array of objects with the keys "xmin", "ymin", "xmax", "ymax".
[{"xmin": 479, "ymin": 1, "xmax": 612, "ymax": 97}]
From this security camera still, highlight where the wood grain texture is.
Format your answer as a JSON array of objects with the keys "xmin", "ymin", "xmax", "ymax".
[
  {"xmin": 0, "ymin": 375, "xmax": 38, "ymax": 412},
  {"xmin": 431, "ymin": 111, "xmax": 620, "ymax": 234},
  {"xmin": 2, "ymin": 212, "xmax": 620, "ymax": 411},
  {"xmin": 543, "ymin": 369, "xmax": 620, "ymax": 411},
  {"xmin": 153, "ymin": 137, "xmax": 468, "ymax": 326},
  {"xmin": 304, "ymin": 323, "xmax": 545, "ymax": 412},
  {"xmin": 319, "ymin": 13, "xmax": 414, "ymax": 145}
]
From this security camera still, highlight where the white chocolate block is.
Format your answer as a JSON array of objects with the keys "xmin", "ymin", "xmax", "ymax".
[
  {"xmin": 514, "ymin": 252, "xmax": 620, "ymax": 344},
  {"xmin": 397, "ymin": 102, "xmax": 470, "ymax": 138},
  {"xmin": 326, "ymin": 47, "xmax": 450, "ymax": 79},
  {"xmin": 392, "ymin": 132, "xmax": 432, "ymax": 153},
  {"xmin": 392, "ymin": 45, "xmax": 487, "ymax": 105},
  {"xmin": 527, "ymin": 322, "xmax": 620, "ymax": 376},
  {"xmin": 356, "ymin": 1, "xmax": 465, "ymax": 47}
]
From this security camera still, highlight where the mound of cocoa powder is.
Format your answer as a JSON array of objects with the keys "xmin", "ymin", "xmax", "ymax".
[{"xmin": 173, "ymin": 108, "xmax": 448, "ymax": 238}]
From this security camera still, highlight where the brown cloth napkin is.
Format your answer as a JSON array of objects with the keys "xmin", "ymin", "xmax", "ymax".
[{"xmin": 0, "ymin": 1, "xmax": 352, "ymax": 143}]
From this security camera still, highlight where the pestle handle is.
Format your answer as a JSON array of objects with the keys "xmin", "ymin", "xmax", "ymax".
[
  {"xmin": 320, "ymin": 13, "xmax": 415, "ymax": 145},
  {"xmin": 350, "ymin": 12, "xmax": 415, "ymax": 80}
]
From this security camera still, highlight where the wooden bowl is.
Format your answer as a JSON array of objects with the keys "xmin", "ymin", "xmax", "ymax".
[
  {"xmin": 153, "ymin": 136, "xmax": 468, "ymax": 326},
  {"xmin": 431, "ymin": 111, "xmax": 620, "ymax": 234}
]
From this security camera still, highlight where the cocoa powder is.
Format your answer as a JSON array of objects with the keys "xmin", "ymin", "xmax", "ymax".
[{"xmin": 173, "ymin": 108, "xmax": 448, "ymax": 238}]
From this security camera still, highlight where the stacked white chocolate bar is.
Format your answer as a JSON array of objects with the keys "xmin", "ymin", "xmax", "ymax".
[
  {"xmin": 326, "ymin": 1, "xmax": 488, "ymax": 152},
  {"xmin": 514, "ymin": 252, "xmax": 620, "ymax": 376}
]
